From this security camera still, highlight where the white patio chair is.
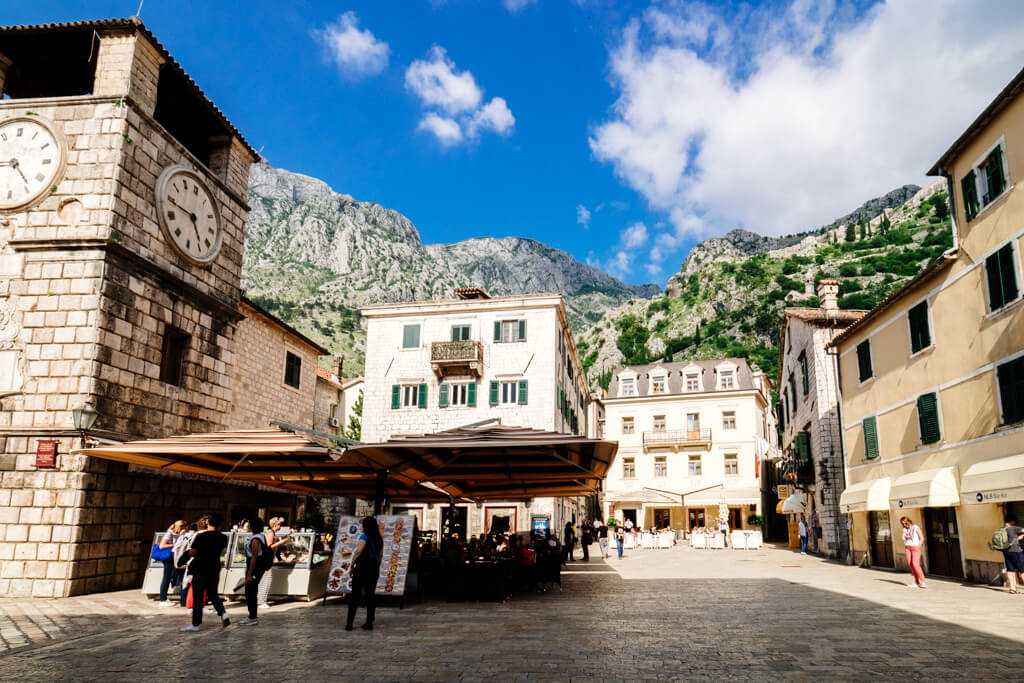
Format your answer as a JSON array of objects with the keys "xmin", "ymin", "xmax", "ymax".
[
  {"xmin": 749, "ymin": 531, "xmax": 763, "ymax": 549},
  {"xmin": 709, "ymin": 533, "xmax": 724, "ymax": 549},
  {"xmin": 623, "ymin": 534, "xmax": 636, "ymax": 550},
  {"xmin": 658, "ymin": 533, "xmax": 673, "ymax": 549},
  {"xmin": 731, "ymin": 531, "xmax": 746, "ymax": 549},
  {"xmin": 641, "ymin": 533, "xmax": 655, "ymax": 549},
  {"xmin": 692, "ymin": 533, "xmax": 706, "ymax": 549}
]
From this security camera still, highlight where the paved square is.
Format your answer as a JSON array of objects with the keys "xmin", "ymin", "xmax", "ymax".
[{"xmin": 1, "ymin": 543, "xmax": 1022, "ymax": 680}]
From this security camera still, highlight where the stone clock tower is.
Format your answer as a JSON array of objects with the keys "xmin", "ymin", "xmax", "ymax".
[{"xmin": 0, "ymin": 18, "xmax": 271, "ymax": 597}]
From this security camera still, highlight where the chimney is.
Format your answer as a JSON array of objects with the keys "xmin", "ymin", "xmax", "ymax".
[
  {"xmin": 454, "ymin": 287, "xmax": 491, "ymax": 300},
  {"xmin": 818, "ymin": 279, "xmax": 840, "ymax": 313},
  {"xmin": 335, "ymin": 355, "xmax": 344, "ymax": 379}
]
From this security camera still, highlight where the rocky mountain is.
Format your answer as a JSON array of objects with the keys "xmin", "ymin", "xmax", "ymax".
[
  {"xmin": 241, "ymin": 163, "xmax": 659, "ymax": 373},
  {"xmin": 577, "ymin": 181, "xmax": 951, "ymax": 390}
]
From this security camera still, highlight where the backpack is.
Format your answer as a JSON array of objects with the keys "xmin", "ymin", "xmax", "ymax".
[
  {"xmin": 173, "ymin": 531, "xmax": 195, "ymax": 569},
  {"xmin": 246, "ymin": 534, "xmax": 276, "ymax": 572},
  {"xmin": 991, "ymin": 526, "xmax": 1012, "ymax": 551}
]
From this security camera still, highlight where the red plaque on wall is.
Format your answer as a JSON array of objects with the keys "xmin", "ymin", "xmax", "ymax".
[{"xmin": 35, "ymin": 440, "xmax": 57, "ymax": 468}]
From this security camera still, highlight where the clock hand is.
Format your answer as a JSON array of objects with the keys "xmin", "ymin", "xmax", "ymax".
[
  {"xmin": 10, "ymin": 159, "xmax": 28, "ymax": 184},
  {"xmin": 167, "ymin": 197, "xmax": 197, "ymax": 222}
]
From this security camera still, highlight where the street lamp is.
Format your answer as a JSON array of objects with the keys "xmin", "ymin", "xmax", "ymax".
[{"xmin": 72, "ymin": 401, "xmax": 98, "ymax": 436}]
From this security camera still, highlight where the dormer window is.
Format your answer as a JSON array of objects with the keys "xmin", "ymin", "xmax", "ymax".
[
  {"xmin": 720, "ymin": 370, "xmax": 734, "ymax": 390},
  {"xmin": 621, "ymin": 378, "xmax": 636, "ymax": 396},
  {"xmin": 685, "ymin": 373, "xmax": 700, "ymax": 392},
  {"xmin": 651, "ymin": 375, "xmax": 666, "ymax": 393}
]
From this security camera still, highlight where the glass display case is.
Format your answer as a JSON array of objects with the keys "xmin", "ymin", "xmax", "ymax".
[{"xmin": 221, "ymin": 531, "xmax": 331, "ymax": 601}]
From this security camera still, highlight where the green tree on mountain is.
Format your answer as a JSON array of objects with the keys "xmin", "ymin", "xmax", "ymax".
[
  {"xmin": 932, "ymin": 195, "xmax": 949, "ymax": 221},
  {"xmin": 343, "ymin": 390, "xmax": 363, "ymax": 441},
  {"xmin": 844, "ymin": 223, "xmax": 856, "ymax": 242}
]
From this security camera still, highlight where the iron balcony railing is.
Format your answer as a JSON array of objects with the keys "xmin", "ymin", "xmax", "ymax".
[{"xmin": 642, "ymin": 428, "xmax": 712, "ymax": 447}]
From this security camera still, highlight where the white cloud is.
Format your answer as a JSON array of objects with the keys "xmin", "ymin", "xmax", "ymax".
[
  {"xmin": 607, "ymin": 250, "xmax": 631, "ymax": 279},
  {"xmin": 468, "ymin": 97, "xmax": 515, "ymax": 136},
  {"xmin": 576, "ymin": 204, "xmax": 592, "ymax": 229},
  {"xmin": 407, "ymin": 47, "xmax": 515, "ymax": 146},
  {"xmin": 417, "ymin": 114, "xmax": 464, "ymax": 146},
  {"xmin": 406, "ymin": 46, "xmax": 483, "ymax": 115},
  {"xmin": 315, "ymin": 12, "xmax": 390, "ymax": 80},
  {"xmin": 591, "ymin": 1, "xmax": 1024, "ymax": 243},
  {"xmin": 620, "ymin": 221, "xmax": 648, "ymax": 249},
  {"xmin": 503, "ymin": 0, "xmax": 538, "ymax": 12}
]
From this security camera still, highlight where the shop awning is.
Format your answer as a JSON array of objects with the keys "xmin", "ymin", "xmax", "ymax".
[
  {"xmin": 604, "ymin": 489, "xmax": 680, "ymax": 504},
  {"xmin": 781, "ymin": 492, "xmax": 806, "ymax": 514},
  {"xmin": 683, "ymin": 486, "xmax": 761, "ymax": 506},
  {"xmin": 960, "ymin": 454, "xmax": 1024, "ymax": 504},
  {"xmin": 839, "ymin": 478, "xmax": 892, "ymax": 513},
  {"xmin": 889, "ymin": 466, "xmax": 959, "ymax": 509}
]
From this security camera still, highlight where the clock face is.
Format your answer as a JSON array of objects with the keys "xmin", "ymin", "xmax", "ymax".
[
  {"xmin": 0, "ymin": 116, "xmax": 66, "ymax": 212},
  {"xmin": 155, "ymin": 165, "xmax": 223, "ymax": 264}
]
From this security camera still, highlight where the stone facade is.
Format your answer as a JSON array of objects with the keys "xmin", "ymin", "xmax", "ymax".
[{"xmin": 777, "ymin": 285, "xmax": 864, "ymax": 559}]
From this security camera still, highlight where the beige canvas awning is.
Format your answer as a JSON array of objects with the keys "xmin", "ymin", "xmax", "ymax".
[
  {"xmin": 890, "ymin": 466, "xmax": 959, "ymax": 509},
  {"xmin": 840, "ymin": 477, "xmax": 892, "ymax": 512},
  {"xmin": 683, "ymin": 486, "xmax": 761, "ymax": 507},
  {"xmin": 781, "ymin": 491, "xmax": 806, "ymax": 514},
  {"xmin": 960, "ymin": 454, "xmax": 1024, "ymax": 504}
]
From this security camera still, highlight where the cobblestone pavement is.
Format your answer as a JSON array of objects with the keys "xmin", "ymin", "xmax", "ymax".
[{"xmin": 2, "ymin": 543, "xmax": 1023, "ymax": 680}]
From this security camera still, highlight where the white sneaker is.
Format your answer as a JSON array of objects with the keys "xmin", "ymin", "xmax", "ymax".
[
  {"xmin": 157, "ymin": 601, "xmax": 174, "ymax": 608},
  {"xmin": 240, "ymin": 617, "xmax": 259, "ymax": 626},
  {"xmin": 800, "ymin": 552, "xmax": 807, "ymax": 555},
  {"xmin": 257, "ymin": 603, "xmax": 270, "ymax": 610},
  {"xmin": 221, "ymin": 613, "xmax": 231, "ymax": 627},
  {"xmin": 203, "ymin": 607, "xmax": 215, "ymax": 614},
  {"xmin": 180, "ymin": 625, "xmax": 200, "ymax": 632},
  {"xmin": 907, "ymin": 583, "xmax": 918, "ymax": 587},
  {"xmin": 918, "ymin": 582, "xmax": 928, "ymax": 589}
]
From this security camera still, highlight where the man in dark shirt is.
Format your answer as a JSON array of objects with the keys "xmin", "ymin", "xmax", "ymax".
[
  {"xmin": 181, "ymin": 512, "xmax": 230, "ymax": 631},
  {"xmin": 1003, "ymin": 517, "xmax": 1024, "ymax": 594}
]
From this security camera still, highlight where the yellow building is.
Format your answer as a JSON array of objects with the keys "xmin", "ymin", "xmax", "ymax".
[{"xmin": 832, "ymin": 68, "xmax": 1024, "ymax": 583}]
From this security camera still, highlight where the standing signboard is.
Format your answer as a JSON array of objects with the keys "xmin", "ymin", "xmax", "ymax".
[{"xmin": 325, "ymin": 515, "xmax": 415, "ymax": 597}]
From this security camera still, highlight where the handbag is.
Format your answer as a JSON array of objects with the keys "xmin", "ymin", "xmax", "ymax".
[{"xmin": 151, "ymin": 542, "xmax": 173, "ymax": 562}]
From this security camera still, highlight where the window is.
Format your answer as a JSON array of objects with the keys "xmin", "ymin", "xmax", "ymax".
[
  {"xmin": 622, "ymin": 457, "xmax": 636, "ymax": 479},
  {"xmin": 724, "ymin": 453, "xmax": 738, "ymax": 475},
  {"xmin": 962, "ymin": 143, "xmax": 1007, "ymax": 221},
  {"xmin": 856, "ymin": 340, "xmax": 873, "ymax": 382},
  {"xmin": 688, "ymin": 454, "xmax": 702, "ymax": 476},
  {"xmin": 917, "ymin": 392, "xmax": 940, "ymax": 444},
  {"xmin": 789, "ymin": 376, "xmax": 798, "ymax": 410},
  {"xmin": 402, "ymin": 384, "xmax": 419, "ymax": 408},
  {"xmin": 799, "ymin": 353, "xmax": 809, "ymax": 396},
  {"xmin": 722, "ymin": 411, "xmax": 736, "ymax": 430},
  {"xmin": 654, "ymin": 456, "xmax": 668, "ymax": 477},
  {"xmin": 862, "ymin": 416, "xmax": 880, "ymax": 459},
  {"xmin": 685, "ymin": 373, "xmax": 700, "ymax": 391},
  {"xmin": 776, "ymin": 401, "xmax": 785, "ymax": 432},
  {"xmin": 495, "ymin": 319, "xmax": 526, "ymax": 343},
  {"xmin": 451, "ymin": 324, "xmax": 471, "ymax": 341},
  {"xmin": 653, "ymin": 415, "xmax": 666, "ymax": 432},
  {"xmin": 651, "ymin": 375, "xmax": 666, "ymax": 393},
  {"xmin": 686, "ymin": 413, "xmax": 700, "ymax": 434},
  {"xmin": 622, "ymin": 417, "xmax": 635, "ymax": 434},
  {"xmin": 908, "ymin": 301, "xmax": 931, "ymax": 353},
  {"xmin": 402, "ymin": 324, "xmax": 420, "ymax": 349},
  {"xmin": 498, "ymin": 380, "xmax": 527, "ymax": 405},
  {"xmin": 620, "ymin": 378, "xmax": 635, "ymax": 396},
  {"xmin": 159, "ymin": 326, "xmax": 189, "ymax": 386},
  {"xmin": 997, "ymin": 356, "xmax": 1024, "ymax": 425},
  {"xmin": 720, "ymin": 370, "xmax": 734, "ymax": 390},
  {"xmin": 986, "ymin": 243, "xmax": 1020, "ymax": 311},
  {"xmin": 283, "ymin": 351, "xmax": 302, "ymax": 389},
  {"xmin": 440, "ymin": 382, "xmax": 475, "ymax": 407}
]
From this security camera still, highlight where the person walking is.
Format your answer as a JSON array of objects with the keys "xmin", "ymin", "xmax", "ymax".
[
  {"xmin": 718, "ymin": 517, "xmax": 729, "ymax": 548},
  {"xmin": 241, "ymin": 518, "xmax": 274, "ymax": 625},
  {"xmin": 900, "ymin": 516, "xmax": 927, "ymax": 588},
  {"xmin": 580, "ymin": 520, "xmax": 593, "ymax": 561},
  {"xmin": 257, "ymin": 516, "xmax": 288, "ymax": 609},
  {"xmin": 596, "ymin": 520, "xmax": 609, "ymax": 559},
  {"xmin": 172, "ymin": 522, "xmax": 197, "ymax": 608},
  {"xmin": 614, "ymin": 524, "xmax": 625, "ymax": 559},
  {"xmin": 999, "ymin": 516, "xmax": 1024, "ymax": 593},
  {"xmin": 181, "ymin": 512, "xmax": 230, "ymax": 632},
  {"xmin": 798, "ymin": 516, "xmax": 808, "ymax": 555},
  {"xmin": 346, "ymin": 516, "xmax": 383, "ymax": 631},
  {"xmin": 157, "ymin": 520, "xmax": 186, "ymax": 607},
  {"xmin": 563, "ymin": 521, "xmax": 576, "ymax": 563}
]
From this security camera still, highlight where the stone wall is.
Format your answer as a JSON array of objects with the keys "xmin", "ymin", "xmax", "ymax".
[{"xmin": 314, "ymin": 377, "xmax": 341, "ymax": 435}]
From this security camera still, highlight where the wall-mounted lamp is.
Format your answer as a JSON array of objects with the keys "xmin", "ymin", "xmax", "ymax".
[{"xmin": 72, "ymin": 401, "xmax": 98, "ymax": 439}]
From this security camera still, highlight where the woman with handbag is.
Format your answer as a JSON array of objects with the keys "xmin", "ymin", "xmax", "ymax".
[
  {"xmin": 155, "ymin": 520, "xmax": 186, "ymax": 607},
  {"xmin": 346, "ymin": 516, "xmax": 383, "ymax": 631}
]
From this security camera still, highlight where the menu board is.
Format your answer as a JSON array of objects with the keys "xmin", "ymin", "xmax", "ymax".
[{"xmin": 325, "ymin": 515, "xmax": 415, "ymax": 597}]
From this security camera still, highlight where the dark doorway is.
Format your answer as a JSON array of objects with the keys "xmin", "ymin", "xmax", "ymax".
[
  {"xmin": 654, "ymin": 508, "xmax": 671, "ymax": 529},
  {"xmin": 688, "ymin": 508, "xmax": 705, "ymax": 530},
  {"xmin": 869, "ymin": 510, "xmax": 894, "ymax": 568},
  {"xmin": 622, "ymin": 509, "xmax": 638, "ymax": 526},
  {"xmin": 442, "ymin": 506, "xmax": 468, "ymax": 542},
  {"xmin": 924, "ymin": 507, "xmax": 964, "ymax": 579},
  {"xmin": 729, "ymin": 507, "xmax": 743, "ymax": 530}
]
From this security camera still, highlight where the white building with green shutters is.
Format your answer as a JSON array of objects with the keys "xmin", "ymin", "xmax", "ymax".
[{"xmin": 359, "ymin": 289, "xmax": 593, "ymax": 538}]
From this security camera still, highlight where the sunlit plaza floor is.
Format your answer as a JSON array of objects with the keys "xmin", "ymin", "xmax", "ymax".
[{"xmin": 2, "ymin": 542, "xmax": 1022, "ymax": 680}]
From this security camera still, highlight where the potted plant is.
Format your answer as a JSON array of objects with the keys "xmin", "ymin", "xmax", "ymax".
[
  {"xmin": 606, "ymin": 517, "xmax": 619, "ymax": 528},
  {"xmin": 747, "ymin": 514, "xmax": 764, "ymax": 528}
]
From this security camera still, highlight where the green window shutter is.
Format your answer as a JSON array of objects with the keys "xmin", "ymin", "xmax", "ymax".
[
  {"xmin": 862, "ymin": 416, "xmax": 879, "ymax": 460},
  {"xmin": 451, "ymin": 327, "xmax": 459, "ymax": 342},
  {"xmin": 857, "ymin": 341, "xmax": 873, "ymax": 382},
  {"xmin": 391, "ymin": 385, "xmax": 400, "ymax": 410},
  {"xmin": 403, "ymin": 325, "xmax": 420, "ymax": 349},
  {"xmin": 986, "ymin": 146, "xmax": 1005, "ymax": 200},
  {"xmin": 489, "ymin": 381, "xmax": 499, "ymax": 406},
  {"xmin": 908, "ymin": 301, "xmax": 931, "ymax": 353},
  {"xmin": 467, "ymin": 381, "xmax": 477, "ymax": 407},
  {"xmin": 518, "ymin": 379, "xmax": 528, "ymax": 405},
  {"xmin": 800, "ymin": 355, "xmax": 809, "ymax": 396},
  {"xmin": 999, "ymin": 244, "xmax": 1019, "ymax": 304},
  {"xmin": 917, "ymin": 393, "xmax": 940, "ymax": 444},
  {"xmin": 518, "ymin": 319, "xmax": 527, "ymax": 341},
  {"xmin": 795, "ymin": 431, "xmax": 811, "ymax": 464},
  {"xmin": 439, "ymin": 382, "xmax": 449, "ymax": 408},
  {"xmin": 997, "ymin": 357, "xmax": 1024, "ymax": 425},
  {"xmin": 776, "ymin": 401, "xmax": 785, "ymax": 432},
  {"xmin": 418, "ymin": 383, "xmax": 427, "ymax": 409},
  {"xmin": 494, "ymin": 321, "xmax": 502, "ymax": 342},
  {"xmin": 961, "ymin": 170, "xmax": 979, "ymax": 220}
]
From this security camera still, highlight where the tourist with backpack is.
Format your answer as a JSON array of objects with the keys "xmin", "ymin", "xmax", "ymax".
[
  {"xmin": 154, "ymin": 519, "xmax": 185, "ymax": 607},
  {"xmin": 346, "ymin": 516, "xmax": 383, "ymax": 631},
  {"xmin": 181, "ymin": 512, "xmax": 230, "ymax": 632},
  {"xmin": 242, "ymin": 518, "xmax": 275, "ymax": 625},
  {"xmin": 993, "ymin": 517, "xmax": 1024, "ymax": 593}
]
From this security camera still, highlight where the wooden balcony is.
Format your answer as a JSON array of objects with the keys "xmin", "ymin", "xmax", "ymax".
[
  {"xmin": 430, "ymin": 340, "xmax": 483, "ymax": 377},
  {"xmin": 643, "ymin": 428, "xmax": 712, "ymax": 449}
]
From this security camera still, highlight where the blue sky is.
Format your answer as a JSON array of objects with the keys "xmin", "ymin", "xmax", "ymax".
[{"xmin": 7, "ymin": 2, "xmax": 1024, "ymax": 286}]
